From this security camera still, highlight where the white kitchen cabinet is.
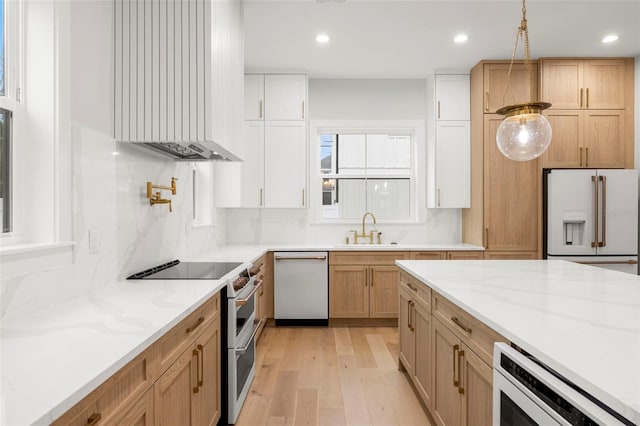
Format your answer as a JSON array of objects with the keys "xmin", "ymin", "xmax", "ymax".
[
  {"xmin": 216, "ymin": 73, "xmax": 308, "ymax": 208},
  {"xmin": 435, "ymin": 74, "xmax": 470, "ymax": 121},
  {"xmin": 434, "ymin": 121, "xmax": 470, "ymax": 208}
]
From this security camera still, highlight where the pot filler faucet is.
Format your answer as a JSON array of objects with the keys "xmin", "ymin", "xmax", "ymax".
[{"xmin": 350, "ymin": 212, "xmax": 381, "ymax": 244}]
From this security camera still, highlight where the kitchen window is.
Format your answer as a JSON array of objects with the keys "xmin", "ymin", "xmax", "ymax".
[{"xmin": 312, "ymin": 121, "xmax": 420, "ymax": 222}]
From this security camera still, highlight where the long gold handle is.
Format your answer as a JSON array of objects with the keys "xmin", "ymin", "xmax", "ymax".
[
  {"xmin": 484, "ymin": 228, "xmax": 489, "ymax": 249},
  {"xmin": 410, "ymin": 301, "xmax": 415, "ymax": 331},
  {"xmin": 192, "ymin": 349, "xmax": 200, "ymax": 393},
  {"xmin": 485, "ymin": 92, "xmax": 489, "ymax": 112},
  {"xmin": 259, "ymin": 100, "xmax": 263, "ymax": 118},
  {"xmin": 302, "ymin": 101, "xmax": 305, "ymax": 119},
  {"xmin": 458, "ymin": 349, "xmax": 465, "ymax": 394},
  {"xmin": 586, "ymin": 88, "xmax": 589, "ymax": 108},
  {"xmin": 260, "ymin": 188, "xmax": 263, "ymax": 206},
  {"xmin": 600, "ymin": 175, "xmax": 606, "ymax": 247},
  {"xmin": 592, "ymin": 175, "xmax": 598, "ymax": 248},
  {"xmin": 370, "ymin": 267, "xmax": 373, "ymax": 287},
  {"xmin": 580, "ymin": 88, "xmax": 583, "ymax": 108},
  {"xmin": 585, "ymin": 147, "xmax": 589, "ymax": 167},
  {"xmin": 186, "ymin": 317, "xmax": 205, "ymax": 334},
  {"xmin": 437, "ymin": 188, "xmax": 441, "ymax": 207},
  {"xmin": 407, "ymin": 283, "xmax": 418, "ymax": 292},
  {"xmin": 451, "ymin": 316, "xmax": 472, "ymax": 334},
  {"xmin": 453, "ymin": 344, "xmax": 459, "ymax": 387},
  {"xmin": 302, "ymin": 189, "xmax": 305, "ymax": 207},
  {"xmin": 87, "ymin": 413, "xmax": 102, "ymax": 426},
  {"xmin": 407, "ymin": 299, "xmax": 412, "ymax": 330},
  {"xmin": 197, "ymin": 344, "xmax": 204, "ymax": 387},
  {"xmin": 580, "ymin": 147, "xmax": 583, "ymax": 167},
  {"xmin": 437, "ymin": 101, "xmax": 441, "ymax": 119}
]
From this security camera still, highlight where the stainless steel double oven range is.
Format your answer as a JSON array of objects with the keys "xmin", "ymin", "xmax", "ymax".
[{"xmin": 128, "ymin": 259, "xmax": 264, "ymax": 424}]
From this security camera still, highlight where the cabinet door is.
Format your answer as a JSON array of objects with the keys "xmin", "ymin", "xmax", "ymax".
[
  {"xmin": 370, "ymin": 266, "xmax": 399, "ymax": 318},
  {"xmin": 329, "ymin": 265, "xmax": 369, "ymax": 318},
  {"xmin": 154, "ymin": 345, "xmax": 196, "ymax": 425},
  {"xmin": 540, "ymin": 59, "xmax": 582, "ymax": 109},
  {"xmin": 435, "ymin": 121, "xmax": 470, "ymax": 208},
  {"xmin": 583, "ymin": 59, "xmax": 626, "ymax": 109},
  {"xmin": 264, "ymin": 121, "xmax": 307, "ymax": 208},
  {"xmin": 483, "ymin": 63, "xmax": 537, "ymax": 113},
  {"xmin": 113, "ymin": 388, "xmax": 154, "ymax": 426},
  {"xmin": 432, "ymin": 318, "xmax": 462, "ymax": 426},
  {"xmin": 398, "ymin": 286, "xmax": 415, "ymax": 375},
  {"xmin": 436, "ymin": 74, "xmax": 470, "ymax": 121},
  {"xmin": 413, "ymin": 300, "xmax": 433, "ymax": 411},
  {"xmin": 583, "ymin": 110, "xmax": 625, "ymax": 168},
  {"xmin": 483, "ymin": 115, "xmax": 538, "ymax": 252},
  {"xmin": 264, "ymin": 74, "xmax": 306, "ymax": 120},
  {"xmin": 193, "ymin": 321, "xmax": 221, "ymax": 426},
  {"xmin": 541, "ymin": 110, "xmax": 582, "ymax": 168},
  {"xmin": 245, "ymin": 74, "xmax": 265, "ymax": 120},
  {"xmin": 460, "ymin": 343, "xmax": 493, "ymax": 426}
]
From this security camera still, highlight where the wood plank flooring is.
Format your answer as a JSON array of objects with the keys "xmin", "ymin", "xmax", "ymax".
[{"xmin": 236, "ymin": 327, "xmax": 434, "ymax": 426}]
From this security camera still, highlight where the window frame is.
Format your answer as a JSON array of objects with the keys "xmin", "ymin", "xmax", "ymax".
[{"xmin": 309, "ymin": 120, "xmax": 424, "ymax": 224}]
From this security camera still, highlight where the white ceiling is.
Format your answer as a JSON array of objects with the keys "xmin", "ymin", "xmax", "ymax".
[{"xmin": 243, "ymin": 0, "xmax": 640, "ymax": 78}]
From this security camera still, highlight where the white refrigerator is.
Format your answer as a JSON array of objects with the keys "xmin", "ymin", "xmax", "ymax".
[{"xmin": 545, "ymin": 169, "xmax": 639, "ymax": 274}]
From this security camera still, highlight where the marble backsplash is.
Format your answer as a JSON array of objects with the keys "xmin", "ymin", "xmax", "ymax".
[{"xmin": 0, "ymin": 125, "xmax": 223, "ymax": 321}]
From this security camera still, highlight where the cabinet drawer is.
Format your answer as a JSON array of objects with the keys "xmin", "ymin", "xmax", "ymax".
[
  {"xmin": 399, "ymin": 272, "xmax": 431, "ymax": 313},
  {"xmin": 156, "ymin": 294, "xmax": 220, "ymax": 374},
  {"xmin": 432, "ymin": 292, "xmax": 507, "ymax": 365},
  {"xmin": 409, "ymin": 251, "xmax": 446, "ymax": 260},
  {"xmin": 330, "ymin": 251, "xmax": 409, "ymax": 266},
  {"xmin": 446, "ymin": 251, "xmax": 484, "ymax": 260},
  {"xmin": 53, "ymin": 348, "xmax": 156, "ymax": 426}
]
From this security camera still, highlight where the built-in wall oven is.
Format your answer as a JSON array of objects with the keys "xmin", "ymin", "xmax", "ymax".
[
  {"xmin": 128, "ymin": 260, "xmax": 262, "ymax": 425},
  {"xmin": 493, "ymin": 343, "xmax": 632, "ymax": 426}
]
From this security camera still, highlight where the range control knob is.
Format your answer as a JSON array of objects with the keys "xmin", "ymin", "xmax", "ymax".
[{"xmin": 248, "ymin": 265, "xmax": 260, "ymax": 276}]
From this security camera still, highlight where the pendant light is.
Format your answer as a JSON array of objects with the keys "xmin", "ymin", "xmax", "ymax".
[{"xmin": 495, "ymin": 0, "xmax": 552, "ymax": 161}]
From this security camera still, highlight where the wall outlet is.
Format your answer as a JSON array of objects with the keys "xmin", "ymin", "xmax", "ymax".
[{"xmin": 89, "ymin": 230, "xmax": 101, "ymax": 254}]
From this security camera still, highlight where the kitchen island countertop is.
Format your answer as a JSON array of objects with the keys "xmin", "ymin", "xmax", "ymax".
[{"xmin": 397, "ymin": 259, "xmax": 640, "ymax": 425}]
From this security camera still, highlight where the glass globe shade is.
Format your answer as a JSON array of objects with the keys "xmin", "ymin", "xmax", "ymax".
[{"xmin": 496, "ymin": 112, "xmax": 552, "ymax": 161}]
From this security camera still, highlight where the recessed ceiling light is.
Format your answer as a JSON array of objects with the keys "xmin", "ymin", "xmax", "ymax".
[
  {"xmin": 454, "ymin": 34, "xmax": 468, "ymax": 44},
  {"xmin": 316, "ymin": 34, "xmax": 330, "ymax": 44},
  {"xmin": 601, "ymin": 34, "xmax": 619, "ymax": 43}
]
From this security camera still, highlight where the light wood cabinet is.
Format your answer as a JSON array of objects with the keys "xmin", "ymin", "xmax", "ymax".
[
  {"xmin": 432, "ymin": 317, "xmax": 462, "ymax": 426},
  {"xmin": 113, "ymin": 388, "xmax": 154, "ymax": 426},
  {"xmin": 410, "ymin": 251, "xmax": 446, "ymax": 260},
  {"xmin": 460, "ymin": 342, "xmax": 493, "ymax": 426},
  {"xmin": 447, "ymin": 251, "xmax": 483, "ymax": 260},
  {"xmin": 539, "ymin": 58, "xmax": 634, "ymax": 169},
  {"xmin": 255, "ymin": 254, "xmax": 269, "ymax": 339},
  {"xmin": 482, "ymin": 62, "xmax": 538, "ymax": 113},
  {"xmin": 410, "ymin": 251, "xmax": 484, "ymax": 261},
  {"xmin": 329, "ymin": 251, "xmax": 409, "ymax": 319}
]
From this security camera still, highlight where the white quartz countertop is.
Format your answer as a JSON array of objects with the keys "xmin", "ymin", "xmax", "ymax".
[{"xmin": 396, "ymin": 259, "xmax": 640, "ymax": 425}]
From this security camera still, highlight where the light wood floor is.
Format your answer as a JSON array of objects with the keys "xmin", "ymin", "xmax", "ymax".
[{"xmin": 235, "ymin": 326, "xmax": 434, "ymax": 426}]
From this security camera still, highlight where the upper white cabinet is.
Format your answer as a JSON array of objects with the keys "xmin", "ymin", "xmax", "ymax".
[
  {"xmin": 429, "ymin": 74, "xmax": 471, "ymax": 208},
  {"xmin": 114, "ymin": 0, "xmax": 244, "ymax": 158},
  {"xmin": 216, "ymin": 73, "xmax": 308, "ymax": 208},
  {"xmin": 435, "ymin": 74, "xmax": 470, "ymax": 121}
]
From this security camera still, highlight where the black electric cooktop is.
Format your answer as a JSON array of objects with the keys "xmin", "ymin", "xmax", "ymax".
[{"xmin": 127, "ymin": 260, "xmax": 243, "ymax": 280}]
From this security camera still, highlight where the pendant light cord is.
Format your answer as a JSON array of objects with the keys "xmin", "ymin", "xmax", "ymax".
[{"xmin": 501, "ymin": 0, "xmax": 535, "ymax": 108}]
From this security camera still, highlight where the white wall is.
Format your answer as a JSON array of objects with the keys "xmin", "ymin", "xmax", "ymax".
[
  {"xmin": 225, "ymin": 79, "xmax": 462, "ymax": 245},
  {"xmin": 0, "ymin": 1, "xmax": 224, "ymax": 321}
]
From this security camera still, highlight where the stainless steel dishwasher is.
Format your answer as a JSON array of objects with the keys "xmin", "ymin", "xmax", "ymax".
[{"xmin": 273, "ymin": 251, "xmax": 328, "ymax": 326}]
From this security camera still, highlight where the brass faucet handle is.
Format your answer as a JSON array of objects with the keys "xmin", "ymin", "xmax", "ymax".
[
  {"xmin": 349, "ymin": 230, "xmax": 359, "ymax": 244},
  {"xmin": 171, "ymin": 177, "xmax": 178, "ymax": 195}
]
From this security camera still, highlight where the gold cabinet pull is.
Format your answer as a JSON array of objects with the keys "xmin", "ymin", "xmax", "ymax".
[
  {"xmin": 599, "ymin": 175, "xmax": 606, "ymax": 247},
  {"xmin": 580, "ymin": 88, "xmax": 583, "ymax": 108},
  {"xmin": 451, "ymin": 316, "xmax": 472, "ymax": 333},
  {"xmin": 591, "ymin": 175, "xmax": 598, "ymax": 248},
  {"xmin": 407, "ymin": 299, "xmax": 412, "ymax": 330},
  {"xmin": 197, "ymin": 344, "xmax": 204, "ymax": 387},
  {"xmin": 452, "ymin": 344, "xmax": 460, "ymax": 387},
  {"xmin": 302, "ymin": 189, "xmax": 305, "ymax": 207},
  {"xmin": 458, "ymin": 350, "xmax": 465, "ymax": 394},
  {"xmin": 437, "ymin": 101, "xmax": 441, "ymax": 119},
  {"xmin": 259, "ymin": 100, "xmax": 263, "ymax": 118},
  {"xmin": 484, "ymin": 92, "xmax": 489, "ymax": 112},
  {"xmin": 579, "ymin": 147, "xmax": 583, "ymax": 167},
  {"xmin": 407, "ymin": 282, "xmax": 418, "ymax": 292},
  {"xmin": 585, "ymin": 147, "xmax": 589, "ymax": 167},
  {"xmin": 437, "ymin": 188, "xmax": 441, "ymax": 207},
  {"xmin": 192, "ymin": 348, "xmax": 200, "ymax": 393},
  {"xmin": 302, "ymin": 101, "xmax": 305, "ymax": 119},
  {"xmin": 186, "ymin": 317, "xmax": 205, "ymax": 334},
  {"xmin": 369, "ymin": 267, "xmax": 373, "ymax": 287},
  {"xmin": 410, "ymin": 301, "xmax": 415, "ymax": 331},
  {"xmin": 586, "ymin": 88, "xmax": 589, "ymax": 108},
  {"xmin": 87, "ymin": 413, "xmax": 102, "ymax": 426},
  {"xmin": 484, "ymin": 228, "xmax": 489, "ymax": 249},
  {"xmin": 260, "ymin": 188, "xmax": 264, "ymax": 206}
]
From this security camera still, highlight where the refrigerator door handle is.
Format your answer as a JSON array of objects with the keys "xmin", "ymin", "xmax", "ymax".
[
  {"xmin": 599, "ymin": 175, "xmax": 606, "ymax": 247},
  {"xmin": 591, "ymin": 175, "xmax": 598, "ymax": 248}
]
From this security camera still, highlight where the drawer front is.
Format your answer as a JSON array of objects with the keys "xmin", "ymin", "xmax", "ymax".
[
  {"xmin": 446, "ymin": 251, "xmax": 483, "ymax": 260},
  {"xmin": 330, "ymin": 251, "xmax": 409, "ymax": 265},
  {"xmin": 53, "ymin": 348, "xmax": 157, "ymax": 426},
  {"xmin": 399, "ymin": 271, "xmax": 431, "ymax": 312},
  {"xmin": 432, "ymin": 292, "xmax": 507, "ymax": 365},
  {"xmin": 157, "ymin": 294, "xmax": 220, "ymax": 374},
  {"xmin": 409, "ymin": 251, "xmax": 446, "ymax": 260}
]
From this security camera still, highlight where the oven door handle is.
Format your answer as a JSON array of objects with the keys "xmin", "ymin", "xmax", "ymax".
[
  {"xmin": 235, "ymin": 280, "xmax": 263, "ymax": 307},
  {"xmin": 235, "ymin": 318, "xmax": 264, "ymax": 355}
]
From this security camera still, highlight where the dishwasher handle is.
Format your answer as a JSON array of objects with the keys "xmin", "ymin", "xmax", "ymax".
[{"xmin": 275, "ymin": 255, "xmax": 327, "ymax": 261}]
